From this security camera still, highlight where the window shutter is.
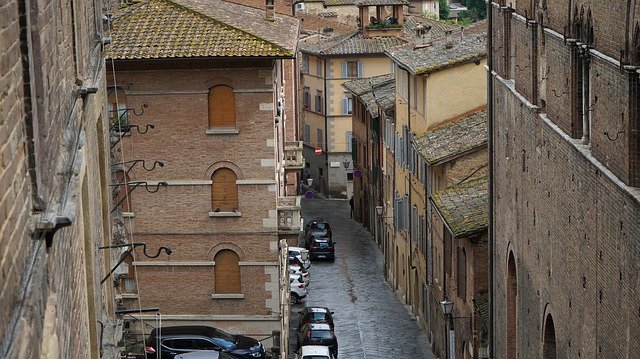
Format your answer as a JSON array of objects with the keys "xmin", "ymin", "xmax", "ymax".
[
  {"xmin": 209, "ymin": 85, "xmax": 236, "ymax": 128},
  {"xmin": 357, "ymin": 61, "xmax": 363, "ymax": 77},
  {"xmin": 215, "ymin": 250, "xmax": 241, "ymax": 293},
  {"xmin": 211, "ymin": 168, "xmax": 238, "ymax": 212},
  {"xmin": 342, "ymin": 98, "xmax": 348, "ymax": 115},
  {"xmin": 342, "ymin": 61, "xmax": 347, "ymax": 78}
]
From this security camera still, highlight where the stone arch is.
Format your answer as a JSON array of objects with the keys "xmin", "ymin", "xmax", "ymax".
[
  {"xmin": 506, "ymin": 250, "xmax": 518, "ymax": 359},
  {"xmin": 204, "ymin": 160, "xmax": 244, "ymax": 180},
  {"xmin": 542, "ymin": 311, "xmax": 557, "ymax": 359},
  {"xmin": 207, "ymin": 242, "xmax": 247, "ymax": 261},
  {"xmin": 205, "ymin": 76, "xmax": 235, "ymax": 89}
]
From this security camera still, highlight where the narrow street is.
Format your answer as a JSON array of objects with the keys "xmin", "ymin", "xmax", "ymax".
[{"xmin": 289, "ymin": 198, "xmax": 436, "ymax": 359}]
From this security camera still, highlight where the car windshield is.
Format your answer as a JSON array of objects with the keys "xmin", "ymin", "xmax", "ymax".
[
  {"xmin": 211, "ymin": 328, "xmax": 237, "ymax": 346},
  {"xmin": 308, "ymin": 229, "xmax": 329, "ymax": 237},
  {"xmin": 311, "ymin": 330, "xmax": 333, "ymax": 339},
  {"xmin": 314, "ymin": 223, "xmax": 329, "ymax": 230}
]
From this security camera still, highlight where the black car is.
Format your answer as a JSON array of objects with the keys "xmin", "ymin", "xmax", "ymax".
[
  {"xmin": 297, "ymin": 307, "xmax": 335, "ymax": 331},
  {"xmin": 304, "ymin": 230, "xmax": 331, "ymax": 250},
  {"xmin": 308, "ymin": 237, "xmax": 335, "ymax": 261},
  {"xmin": 145, "ymin": 325, "xmax": 266, "ymax": 359},
  {"xmin": 305, "ymin": 220, "xmax": 332, "ymax": 238},
  {"xmin": 296, "ymin": 323, "xmax": 338, "ymax": 358}
]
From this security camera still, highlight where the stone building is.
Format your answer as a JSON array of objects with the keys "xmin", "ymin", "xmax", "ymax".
[
  {"xmin": 0, "ymin": 0, "xmax": 120, "ymax": 358},
  {"xmin": 489, "ymin": 1, "xmax": 640, "ymax": 357},
  {"xmin": 105, "ymin": 0, "xmax": 301, "ymax": 353}
]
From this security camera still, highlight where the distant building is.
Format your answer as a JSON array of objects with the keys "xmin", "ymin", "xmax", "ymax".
[
  {"xmin": 106, "ymin": 0, "xmax": 300, "ymax": 354},
  {"xmin": 490, "ymin": 1, "xmax": 640, "ymax": 358},
  {"xmin": 0, "ymin": 0, "xmax": 120, "ymax": 357}
]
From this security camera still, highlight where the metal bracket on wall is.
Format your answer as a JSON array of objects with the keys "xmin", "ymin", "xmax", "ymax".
[{"xmin": 109, "ymin": 181, "xmax": 168, "ymax": 213}]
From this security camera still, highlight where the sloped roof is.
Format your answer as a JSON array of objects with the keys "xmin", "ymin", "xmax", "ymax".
[
  {"xmin": 386, "ymin": 25, "xmax": 487, "ymax": 75},
  {"xmin": 300, "ymin": 31, "xmax": 407, "ymax": 55},
  {"xmin": 355, "ymin": 0, "xmax": 409, "ymax": 5},
  {"xmin": 414, "ymin": 109, "xmax": 487, "ymax": 165},
  {"xmin": 431, "ymin": 177, "xmax": 488, "ymax": 238},
  {"xmin": 298, "ymin": 14, "xmax": 357, "ymax": 35},
  {"xmin": 342, "ymin": 74, "xmax": 395, "ymax": 116},
  {"xmin": 106, "ymin": 0, "xmax": 299, "ymax": 59},
  {"xmin": 324, "ymin": 0, "xmax": 356, "ymax": 5},
  {"xmin": 402, "ymin": 15, "xmax": 457, "ymax": 38}
]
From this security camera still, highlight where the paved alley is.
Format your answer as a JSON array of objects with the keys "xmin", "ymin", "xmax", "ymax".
[{"xmin": 289, "ymin": 198, "xmax": 436, "ymax": 359}]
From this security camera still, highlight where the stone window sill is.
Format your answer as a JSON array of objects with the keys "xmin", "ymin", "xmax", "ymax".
[
  {"xmin": 206, "ymin": 128, "xmax": 239, "ymax": 135},
  {"xmin": 209, "ymin": 211, "xmax": 242, "ymax": 217},
  {"xmin": 211, "ymin": 294, "xmax": 244, "ymax": 299},
  {"xmin": 123, "ymin": 212, "xmax": 135, "ymax": 218}
]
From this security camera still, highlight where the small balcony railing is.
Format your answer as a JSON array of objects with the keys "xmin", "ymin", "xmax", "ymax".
[
  {"xmin": 277, "ymin": 196, "xmax": 302, "ymax": 231},
  {"xmin": 283, "ymin": 141, "xmax": 304, "ymax": 170}
]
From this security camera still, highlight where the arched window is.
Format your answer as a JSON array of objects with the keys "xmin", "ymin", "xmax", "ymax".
[
  {"xmin": 211, "ymin": 168, "xmax": 238, "ymax": 212},
  {"xmin": 543, "ymin": 314, "xmax": 557, "ymax": 359},
  {"xmin": 214, "ymin": 250, "xmax": 241, "ymax": 294},
  {"xmin": 507, "ymin": 252, "xmax": 518, "ymax": 359},
  {"xmin": 457, "ymin": 247, "xmax": 466, "ymax": 300},
  {"xmin": 208, "ymin": 85, "xmax": 236, "ymax": 128}
]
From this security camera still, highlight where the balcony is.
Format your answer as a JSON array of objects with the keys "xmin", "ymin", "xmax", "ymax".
[
  {"xmin": 277, "ymin": 195, "xmax": 302, "ymax": 232},
  {"xmin": 283, "ymin": 141, "xmax": 304, "ymax": 170}
]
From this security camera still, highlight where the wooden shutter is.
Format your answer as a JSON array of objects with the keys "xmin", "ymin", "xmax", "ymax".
[
  {"xmin": 214, "ymin": 250, "xmax": 241, "ymax": 293},
  {"xmin": 208, "ymin": 85, "xmax": 236, "ymax": 128},
  {"xmin": 211, "ymin": 168, "xmax": 238, "ymax": 212}
]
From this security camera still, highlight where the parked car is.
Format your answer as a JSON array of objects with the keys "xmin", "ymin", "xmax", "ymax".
[
  {"xmin": 295, "ymin": 345, "xmax": 335, "ymax": 359},
  {"xmin": 144, "ymin": 325, "xmax": 266, "ymax": 359},
  {"xmin": 289, "ymin": 255, "xmax": 306, "ymax": 268},
  {"xmin": 289, "ymin": 266, "xmax": 310, "ymax": 286},
  {"xmin": 305, "ymin": 220, "xmax": 332, "ymax": 239},
  {"xmin": 175, "ymin": 351, "xmax": 238, "ymax": 359},
  {"xmin": 297, "ymin": 307, "xmax": 335, "ymax": 331},
  {"xmin": 308, "ymin": 237, "xmax": 335, "ymax": 261},
  {"xmin": 296, "ymin": 323, "xmax": 338, "ymax": 358},
  {"xmin": 290, "ymin": 274, "xmax": 308, "ymax": 304},
  {"xmin": 290, "ymin": 272, "xmax": 309, "ymax": 288},
  {"xmin": 289, "ymin": 246, "xmax": 311, "ymax": 269},
  {"xmin": 304, "ymin": 230, "xmax": 331, "ymax": 250}
]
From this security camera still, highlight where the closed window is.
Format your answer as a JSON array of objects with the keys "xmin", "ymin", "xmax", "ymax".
[
  {"xmin": 302, "ymin": 53, "xmax": 309, "ymax": 74},
  {"xmin": 208, "ymin": 85, "xmax": 236, "ymax": 128},
  {"xmin": 457, "ymin": 248, "xmax": 467, "ymax": 300},
  {"xmin": 303, "ymin": 87, "xmax": 310, "ymax": 109},
  {"xmin": 342, "ymin": 60, "xmax": 362, "ymax": 78},
  {"xmin": 315, "ymin": 90, "xmax": 323, "ymax": 113},
  {"xmin": 304, "ymin": 125, "xmax": 311, "ymax": 143},
  {"xmin": 214, "ymin": 249, "xmax": 241, "ymax": 294},
  {"xmin": 317, "ymin": 129, "xmax": 324, "ymax": 148},
  {"xmin": 316, "ymin": 58, "xmax": 323, "ymax": 77},
  {"xmin": 211, "ymin": 168, "xmax": 238, "ymax": 212},
  {"xmin": 342, "ymin": 94, "xmax": 353, "ymax": 115},
  {"xmin": 346, "ymin": 131, "xmax": 353, "ymax": 152}
]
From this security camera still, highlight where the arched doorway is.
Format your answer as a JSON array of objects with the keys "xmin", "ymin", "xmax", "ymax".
[
  {"xmin": 543, "ymin": 314, "xmax": 557, "ymax": 359},
  {"xmin": 507, "ymin": 252, "xmax": 517, "ymax": 358}
]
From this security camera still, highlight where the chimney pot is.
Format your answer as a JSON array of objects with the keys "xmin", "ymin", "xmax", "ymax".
[
  {"xmin": 266, "ymin": 0, "xmax": 275, "ymax": 21},
  {"xmin": 445, "ymin": 30, "xmax": 453, "ymax": 49}
]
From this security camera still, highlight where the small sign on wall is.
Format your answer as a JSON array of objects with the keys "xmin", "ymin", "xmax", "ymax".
[{"xmin": 329, "ymin": 162, "xmax": 341, "ymax": 168}]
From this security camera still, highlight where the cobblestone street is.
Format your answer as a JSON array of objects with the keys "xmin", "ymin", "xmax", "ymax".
[{"xmin": 288, "ymin": 197, "xmax": 436, "ymax": 359}]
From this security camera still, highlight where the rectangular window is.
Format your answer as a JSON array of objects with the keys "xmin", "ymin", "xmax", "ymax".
[
  {"xmin": 303, "ymin": 87, "xmax": 310, "ymax": 109},
  {"xmin": 315, "ymin": 90, "xmax": 323, "ymax": 113},
  {"xmin": 346, "ymin": 131, "xmax": 353, "ymax": 152},
  {"xmin": 444, "ymin": 227, "xmax": 452, "ymax": 275},
  {"xmin": 342, "ymin": 60, "xmax": 362, "ymax": 78},
  {"xmin": 342, "ymin": 95, "xmax": 353, "ymax": 115},
  {"xmin": 316, "ymin": 58, "xmax": 323, "ymax": 77},
  {"xmin": 304, "ymin": 125, "xmax": 311, "ymax": 143},
  {"xmin": 302, "ymin": 54, "xmax": 309, "ymax": 74},
  {"xmin": 317, "ymin": 128, "xmax": 324, "ymax": 148}
]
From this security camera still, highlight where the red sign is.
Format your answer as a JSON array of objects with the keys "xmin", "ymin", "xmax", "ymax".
[{"xmin": 314, "ymin": 147, "xmax": 322, "ymax": 155}]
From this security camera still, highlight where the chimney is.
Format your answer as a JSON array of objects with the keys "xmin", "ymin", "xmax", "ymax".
[
  {"xmin": 445, "ymin": 30, "xmax": 453, "ymax": 49},
  {"xmin": 413, "ymin": 23, "xmax": 432, "ymax": 48},
  {"xmin": 266, "ymin": 0, "xmax": 275, "ymax": 21}
]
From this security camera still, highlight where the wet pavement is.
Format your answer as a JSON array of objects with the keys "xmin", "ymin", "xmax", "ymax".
[{"xmin": 288, "ymin": 198, "xmax": 436, "ymax": 359}]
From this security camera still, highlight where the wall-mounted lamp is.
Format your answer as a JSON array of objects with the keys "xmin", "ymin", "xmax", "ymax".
[
  {"xmin": 306, "ymin": 178, "xmax": 314, "ymax": 186},
  {"xmin": 342, "ymin": 160, "xmax": 350, "ymax": 169},
  {"xmin": 440, "ymin": 298, "xmax": 454, "ymax": 318},
  {"xmin": 375, "ymin": 205, "xmax": 384, "ymax": 216}
]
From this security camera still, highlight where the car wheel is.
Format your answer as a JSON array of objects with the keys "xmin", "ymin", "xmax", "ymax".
[{"xmin": 291, "ymin": 293, "xmax": 300, "ymax": 304}]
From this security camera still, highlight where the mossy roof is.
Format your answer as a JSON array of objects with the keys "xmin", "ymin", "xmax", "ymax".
[
  {"xmin": 342, "ymin": 74, "xmax": 395, "ymax": 115},
  {"xmin": 431, "ymin": 177, "xmax": 488, "ymax": 238},
  {"xmin": 106, "ymin": 0, "xmax": 299, "ymax": 60},
  {"xmin": 385, "ymin": 21, "xmax": 487, "ymax": 75},
  {"xmin": 414, "ymin": 109, "xmax": 487, "ymax": 165}
]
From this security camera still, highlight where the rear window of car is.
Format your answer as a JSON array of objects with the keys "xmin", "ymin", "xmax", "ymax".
[
  {"xmin": 303, "ymin": 356, "xmax": 329, "ymax": 359},
  {"xmin": 311, "ymin": 312, "xmax": 328, "ymax": 320},
  {"xmin": 314, "ymin": 241, "xmax": 330, "ymax": 248},
  {"xmin": 314, "ymin": 223, "xmax": 329, "ymax": 230},
  {"xmin": 311, "ymin": 330, "xmax": 333, "ymax": 339}
]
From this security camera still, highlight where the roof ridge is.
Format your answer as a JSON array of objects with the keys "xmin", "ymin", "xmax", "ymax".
[{"xmin": 317, "ymin": 31, "xmax": 360, "ymax": 53}]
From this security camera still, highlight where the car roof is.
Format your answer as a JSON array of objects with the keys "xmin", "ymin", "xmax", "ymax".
[
  {"xmin": 309, "ymin": 323, "xmax": 332, "ymax": 330},
  {"xmin": 299, "ymin": 345, "xmax": 332, "ymax": 355},
  {"xmin": 308, "ymin": 307, "xmax": 330, "ymax": 313},
  {"xmin": 289, "ymin": 246, "xmax": 308, "ymax": 252},
  {"xmin": 149, "ymin": 325, "xmax": 223, "ymax": 338}
]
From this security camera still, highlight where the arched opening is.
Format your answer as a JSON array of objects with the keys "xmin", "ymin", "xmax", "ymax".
[
  {"xmin": 507, "ymin": 252, "xmax": 517, "ymax": 358},
  {"xmin": 211, "ymin": 168, "xmax": 238, "ymax": 212},
  {"xmin": 543, "ymin": 314, "xmax": 557, "ymax": 359},
  {"xmin": 214, "ymin": 249, "xmax": 241, "ymax": 294},
  {"xmin": 208, "ymin": 85, "xmax": 236, "ymax": 128}
]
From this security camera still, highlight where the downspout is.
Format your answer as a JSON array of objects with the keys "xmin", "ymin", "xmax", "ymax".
[
  {"xmin": 487, "ymin": 1, "xmax": 495, "ymax": 358},
  {"xmin": 324, "ymin": 57, "xmax": 329, "ymax": 196},
  {"xmin": 407, "ymin": 71, "xmax": 412, "ymax": 306}
]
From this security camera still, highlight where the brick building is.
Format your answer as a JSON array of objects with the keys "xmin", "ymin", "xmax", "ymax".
[
  {"xmin": 0, "ymin": 0, "xmax": 120, "ymax": 358},
  {"xmin": 105, "ymin": 0, "xmax": 301, "ymax": 353},
  {"xmin": 490, "ymin": 1, "xmax": 640, "ymax": 357}
]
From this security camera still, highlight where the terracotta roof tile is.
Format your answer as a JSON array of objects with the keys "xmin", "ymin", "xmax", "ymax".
[
  {"xmin": 300, "ymin": 31, "xmax": 406, "ymax": 55},
  {"xmin": 355, "ymin": 0, "xmax": 409, "ymax": 5},
  {"xmin": 431, "ymin": 177, "xmax": 488, "ymax": 238},
  {"xmin": 106, "ymin": 0, "xmax": 299, "ymax": 59},
  {"xmin": 414, "ymin": 109, "xmax": 487, "ymax": 165}
]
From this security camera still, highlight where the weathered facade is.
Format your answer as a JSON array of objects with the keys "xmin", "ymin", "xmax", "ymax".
[
  {"xmin": 106, "ymin": 0, "xmax": 301, "ymax": 354},
  {"xmin": 490, "ymin": 1, "xmax": 640, "ymax": 357},
  {"xmin": 0, "ymin": 0, "xmax": 119, "ymax": 358}
]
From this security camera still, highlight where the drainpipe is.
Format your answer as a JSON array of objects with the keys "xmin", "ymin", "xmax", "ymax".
[
  {"xmin": 324, "ymin": 57, "xmax": 329, "ymax": 196},
  {"xmin": 487, "ymin": 1, "xmax": 495, "ymax": 358},
  {"xmin": 407, "ymin": 70, "xmax": 412, "ymax": 306}
]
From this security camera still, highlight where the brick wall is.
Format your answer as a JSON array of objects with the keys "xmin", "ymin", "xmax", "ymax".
[{"xmin": 1, "ymin": 0, "xmax": 116, "ymax": 357}]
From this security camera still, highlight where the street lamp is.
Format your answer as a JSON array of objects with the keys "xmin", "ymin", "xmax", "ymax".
[
  {"xmin": 342, "ymin": 160, "xmax": 350, "ymax": 169},
  {"xmin": 375, "ymin": 205, "xmax": 384, "ymax": 216},
  {"xmin": 306, "ymin": 178, "xmax": 313, "ymax": 187},
  {"xmin": 440, "ymin": 298, "xmax": 454, "ymax": 359}
]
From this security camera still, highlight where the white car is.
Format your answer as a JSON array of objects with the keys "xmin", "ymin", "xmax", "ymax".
[
  {"xmin": 289, "ymin": 246, "xmax": 311, "ymax": 270},
  {"xmin": 289, "ymin": 266, "xmax": 310, "ymax": 286},
  {"xmin": 296, "ymin": 345, "xmax": 335, "ymax": 359},
  {"xmin": 290, "ymin": 274, "xmax": 307, "ymax": 304}
]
